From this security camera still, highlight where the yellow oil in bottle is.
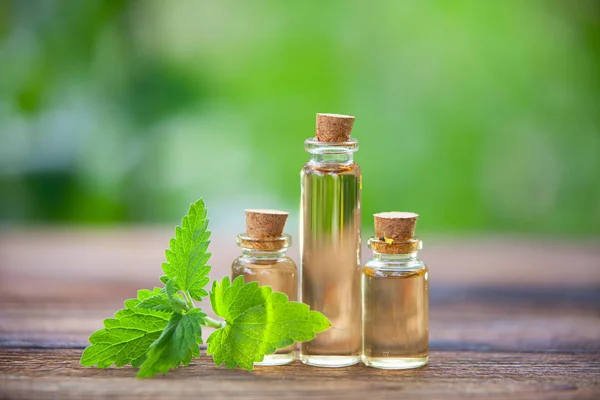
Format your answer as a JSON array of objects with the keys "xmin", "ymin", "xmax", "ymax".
[
  {"xmin": 362, "ymin": 264, "xmax": 429, "ymax": 369},
  {"xmin": 300, "ymin": 162, "xmax": 362, "ymax": 367}
]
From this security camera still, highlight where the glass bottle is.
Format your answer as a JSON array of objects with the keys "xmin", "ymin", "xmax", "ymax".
[
  {"xmin": 362, "ymin": 212, "xmax": 429, "ymax": 369},
  {"xmin": 300, "ymin": 113, "xmax": 362, "ymax": 367},
  {"xmin": 231, "ymin": 209, "xmax": 298, "ymax": 366}
]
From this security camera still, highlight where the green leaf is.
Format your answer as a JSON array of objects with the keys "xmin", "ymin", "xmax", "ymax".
[
  {"xmin": 136, "ymin": 293, "xmax": 174, "ymax": 313},
  {"xmin": 165, "ymin": 278, "xmax": 189, "ymax": 310},
  {"xmin": 136, "ymin": 279, "xmax": 189, "ymax": 313},
  {"xmin": 162, "ymin": 198, "xmax": 211, "ymax": 301},
  {"xmin": 137, "ymin": 308, "xmax": 205, "ymax": 378},
  {"xmin": 206, "ymin": 276, "xmax": 331, "ymax": 371},
  {"xmin": 80, "ymin": 291, "xmax": 172, "ymax": 368}
]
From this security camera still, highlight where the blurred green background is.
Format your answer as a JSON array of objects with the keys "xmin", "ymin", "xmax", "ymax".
[{"xmin": 0, "ymin": 0, "xmax": 598, "ymax": 235}]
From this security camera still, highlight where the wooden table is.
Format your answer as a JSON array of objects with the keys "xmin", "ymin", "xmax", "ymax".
[{"xmin": 1, "ymin": 229, "xmax": 599, "ymax": 399}]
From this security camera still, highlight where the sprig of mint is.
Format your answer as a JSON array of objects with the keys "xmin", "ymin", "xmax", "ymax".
[{"xmin": 81, "ymin": 199, "xmax": 330, "ymax": 378}]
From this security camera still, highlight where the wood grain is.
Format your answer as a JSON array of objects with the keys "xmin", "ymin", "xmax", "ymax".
[
  {"xmin": 1, "ymin": 349, "xmax": 599, "ymax": 399},
  {"xmin": 0, "ymin": 229, "xmax": 599, "ymax": 399},
  {"xmin": 1, "ymin": 287, "xmax": 599, "ymax": 351}
]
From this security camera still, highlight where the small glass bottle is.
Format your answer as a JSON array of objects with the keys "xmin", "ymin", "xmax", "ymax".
[
  {"xmin": 300, "ymin": 113, "xmax": 362, "ymax": 367},
  {"xmin": 362, "ymin": 212, "xmax": 429, "ymax": 369},
  {"xmin": 231, "ymin": 209, "xmax": 298, "ymax": 366}
]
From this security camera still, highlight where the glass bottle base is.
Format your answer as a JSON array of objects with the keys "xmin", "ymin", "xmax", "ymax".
[
  {"xmin": 255, "ymin": 352, "xmax": 296, "ymax": 366},
  {"xmin": 362, "ymin": 355, "xmax": 428, "ymax": 370},
  {"xmin": 300, "ymin": 354, "xmax": 361, "ymax": 368}
]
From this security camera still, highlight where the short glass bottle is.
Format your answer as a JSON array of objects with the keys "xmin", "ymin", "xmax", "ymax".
[
  {"xmin": 232, "ymin": 233, "xmax": 298, "ymax": 366},
  {"xmin": 362, "ymin": 236, "xmax": 429, "ymax": 369}
]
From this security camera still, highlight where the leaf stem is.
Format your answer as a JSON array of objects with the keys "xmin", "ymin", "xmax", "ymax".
[
  {"xmin": 202, "ymin": 316, "xmax": 225, "ymax": 329},
  {"xmin": 184, "ymin": 291, "xmax": 195, "ymax": 309}
]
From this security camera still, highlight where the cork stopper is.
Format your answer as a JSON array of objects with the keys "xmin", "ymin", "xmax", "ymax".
[
  {"xmin": 316, "ymin": 113, "xmax": 355, "ymax": 142},
  {"xmin": 245, "ymin": 209, "xmax": 289, "ymax": 239},
  {"xmin": 374, "ymin": 212, "xmax": 419, "ymax": 241}
]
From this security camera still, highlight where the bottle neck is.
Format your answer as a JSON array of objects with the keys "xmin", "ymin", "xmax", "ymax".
[
  {"xmin": 241, "ymin": 248, "xmax": 287, "ymax": 260},
  {"xmin": 304, "ymin": 138, "xmax": 358, "ymax": 165},
  {"xmin": 372, "ymin": 251, "xmax": 419, "ymax": 262},
  {"xmin": 309, "ymin": 152, "xmax": 354, "ymax": 164}
]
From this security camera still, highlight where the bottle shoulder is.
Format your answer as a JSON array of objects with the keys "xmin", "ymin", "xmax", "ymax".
[{"xmin": 232, "ymin": 256, "xmax": 297, "ymax": 269}]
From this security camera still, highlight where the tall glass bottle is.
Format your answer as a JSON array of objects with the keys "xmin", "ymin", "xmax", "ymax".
[
  {"xmin": 300, "ymin": 113, "xmax": 362, "ymax": 367},
  {"xmin": 362, "ymin": 212, "xmax": 429, "ymax": 369},
  {"xmin": 231, "ymin": 209, "xmax": 298, "ymax": 366}
]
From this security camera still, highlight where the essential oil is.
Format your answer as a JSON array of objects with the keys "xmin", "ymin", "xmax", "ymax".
[
  {"xmin": 362, "ymin": 212, "xmax": 429, "ymax": 369},
  {"xmin": 300, "ymin": 113, "xmax": 362, "ymax": 367},
  {"xmin": 231, "ymin": 209, "xmax": 298, "ymax": 366}
]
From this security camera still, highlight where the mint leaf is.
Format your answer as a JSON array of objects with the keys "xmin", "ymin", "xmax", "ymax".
[
  {"xmin": 136, "ymin": 292, "xmax": 173, "ymax": 313},
  {"xmin": 206, "ymin": 276, "xmax": 331, "ymax": 370},
  {"xmin": 82, "ymin": 198, "xmax": 332, "ymax": 377},
  {"xmin": 80, "ymin": 290, "xmax": 172, "ymax": 368},
  {"xmin": 162, "ymin": 199, "xmax": 211, "ymax": 301},
  {"xmin": 164, "ymin": 278, "xmax": 182, "ymax": 305},
  {"xmin": 137, "ymin": 309, "xmax": 205, "ymax": 378},
  {"xmin": 136, "ymin": 280, "xmax": 188, "ymax": 313}
]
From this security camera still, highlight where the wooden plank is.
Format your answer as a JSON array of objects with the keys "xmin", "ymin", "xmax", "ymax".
[
  {"xmin": 1, "ymin": 349, "xmax": 599, "ymax": 399},
  {"xmin": 1, "ymin": 286, "xmax": 599, "ymax": 351}
]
